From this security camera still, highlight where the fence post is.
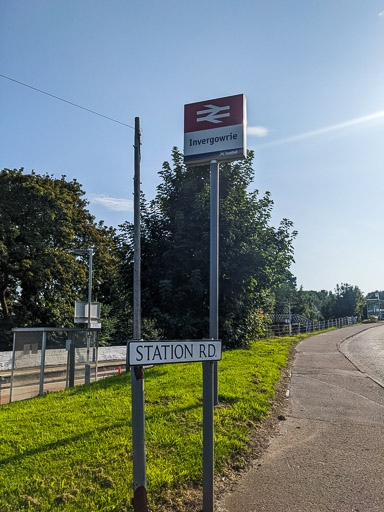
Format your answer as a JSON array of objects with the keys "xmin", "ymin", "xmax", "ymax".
[
  {"xmin": 95, "ymin": 332, "xmax": 98, "ymax": 382},
  {"xmin": 69, "ymin": 339, "xmax": 75, "ymax": 388},
  {"xmin": 39, "ymin": 330, "xmax": 47, "ymax": 396},
  {"xmin": 9, "ymin": 331, "xmax": 16, "ymax": 403}
]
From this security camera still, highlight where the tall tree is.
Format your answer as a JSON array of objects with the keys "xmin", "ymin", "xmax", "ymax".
[
  {"xmin": 118, "ymin": 148, "xmax": 297, "ymax": 348},
  {"xmin": 331, "ymin": 283, "xmax": 365, "ymax": 320},
  {"xmin": 0, "ymin": 168, "xmax": 119, "ymax": 349}
]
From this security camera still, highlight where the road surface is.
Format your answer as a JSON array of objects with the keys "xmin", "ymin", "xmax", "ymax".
[
  {"xmin": 218, "ymin": 324, "xmax": 384, "ymax": 512},
  {"xmin": 339, "ymin": 323, "xmax": 384, "ymax": 387}
]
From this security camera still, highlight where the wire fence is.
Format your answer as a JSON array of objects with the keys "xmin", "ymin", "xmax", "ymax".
[
  {"xmin": 265, "ymin": 316, "xmax": 358, "ymax": 338},
  {"xmin": 0, "ymin": 317, "xmax": 359, "ymax": 405}
]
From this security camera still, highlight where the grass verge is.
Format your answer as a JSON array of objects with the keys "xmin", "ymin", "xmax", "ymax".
[{"xmin": 0, "ymin": 332, "xmax": 320, "ymax": 511}]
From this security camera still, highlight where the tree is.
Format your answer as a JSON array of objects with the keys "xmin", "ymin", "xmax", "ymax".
[
  {"xmin": 272, "ymin": 274, "xmax": 297, "ymax": 313},
  {"xmin": 331, "ymin": 283, "xmax": 365, "ymax": 320},
  {"xmin": 0, "ymin": 168, "xmax": 120, "ymax": 349},
  {"xmin": 117, "ymin": 148, "xmax": 297, "ymax": 348},
  {"xmin": 294, "ymin": 287, "xmax": 321, "ymax": 320}
]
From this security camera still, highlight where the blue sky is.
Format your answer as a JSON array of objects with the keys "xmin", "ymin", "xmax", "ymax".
[{"xmin": 1, "ymin": 0, "xmax": 384, "ymax": 294}]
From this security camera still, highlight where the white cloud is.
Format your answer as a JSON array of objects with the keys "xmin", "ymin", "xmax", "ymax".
[
  {"xmin": 378, "ymin": 10, "xmax": 384, "ymax": 17},
  {"xmin": 258, "ymin": 109, "xmax": 384, "ymax": 148},
  {"xmin": 247, "ymin": 125, "xmax": 269, "ymax": 137},
  {"xmin": 90, "ymin": 194, "xmax": 133, "ymax": 212}
]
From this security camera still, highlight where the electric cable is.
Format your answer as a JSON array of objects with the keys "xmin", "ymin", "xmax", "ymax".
[{"xmin": 0, "ymin": 73, "xmax": 134, "ymax": 129}]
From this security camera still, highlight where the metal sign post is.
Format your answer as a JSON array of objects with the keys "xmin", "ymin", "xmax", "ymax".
[
  {"xmin": 72, "ymin": 248, "xmax": 93, "ymax": 383},
  {"xmin": 202, "ymin": 358, "xmax": 215, "ymax": 512},
  {"xmin": 184, "ymin": 94, "xmax": 247, "ymax": 512},
  {"xmin": 202, "ymin": 159, "xmax": 219, "ymax": 512},
  {"xmin": 210, "ymin": 160, "xmax": 219, "ymax": 407}
]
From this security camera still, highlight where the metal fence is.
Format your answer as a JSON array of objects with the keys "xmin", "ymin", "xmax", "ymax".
[
  {"xmin": 266, "ymin": 316, "xmax": 358, "ymax": 338},
  {"xmin": 1, "ymin": 328, "xmax": 100, "ymax": 404},
  {"xmin": 0, "ymin": 317, "xmax": 359, "ymax": 404}
]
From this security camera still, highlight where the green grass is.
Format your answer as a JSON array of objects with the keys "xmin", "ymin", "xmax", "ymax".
[{"xmin": 0, "ymin": 334, "xmax": 310, "ymax": 511}]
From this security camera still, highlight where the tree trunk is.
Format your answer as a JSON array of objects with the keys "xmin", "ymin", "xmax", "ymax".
[{"xmin": 0, "ymin": 286, "xmax": 9, "ymax": 320}]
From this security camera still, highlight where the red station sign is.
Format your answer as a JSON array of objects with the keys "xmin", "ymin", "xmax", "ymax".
[{"xmin": 184, "ymin": 94, "xmax": 247, "ymax": 165}]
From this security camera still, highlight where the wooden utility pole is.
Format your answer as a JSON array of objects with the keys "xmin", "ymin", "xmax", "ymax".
[{"xmin": 131, "ymin": 117, "xmax": 148, "ymax": 512}]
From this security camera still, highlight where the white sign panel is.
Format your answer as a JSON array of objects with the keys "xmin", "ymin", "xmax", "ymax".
[
  {"xmin": 74, "ymin": 301, "xmax": 100, "ymax": 324},
  {"xmin": 184, "ymin": 94, "xmax": 247, "ymax": 165},
  {"xmin": 129, "ymin": 340, "xmax": 222, "ymax": 366}
]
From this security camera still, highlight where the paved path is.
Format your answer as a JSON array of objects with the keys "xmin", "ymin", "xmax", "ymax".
[{"xmin": 218, "ymin": 324, "xmax": 384, "ymax": 512}]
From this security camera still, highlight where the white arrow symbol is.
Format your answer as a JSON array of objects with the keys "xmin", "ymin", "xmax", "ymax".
[{"xmin": 196, "ymin": 104, "xmax": 230, "ymax": 124}]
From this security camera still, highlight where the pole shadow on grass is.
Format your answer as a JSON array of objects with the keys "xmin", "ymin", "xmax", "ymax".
[
  {"xmin": 52, "ymin": 368, "xmax": 170, "ymax": 397},
  {"xmin": 0, "ymin": 420, "xmax": 129, "ymax": 467},
  {"xmin": 0, "ymin": 399, "xmax": 205, "ymax": 467}
]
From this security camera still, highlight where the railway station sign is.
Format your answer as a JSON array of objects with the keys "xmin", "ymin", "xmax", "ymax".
[
  {"xmin": 128, "ymin": 340, "xmax": 222, "ymax": 366},
  {"xmin": 184, "ymin": 94, "xmax": 247, "ymax": 165}
]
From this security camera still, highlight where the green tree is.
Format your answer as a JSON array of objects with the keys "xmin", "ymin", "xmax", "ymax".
[
  {"xmin": 0, "ymin": 168, "xmax": 120, "ymax": 349},
  {"xmin": 118, "ymin": 148, "xmax": 297, "ymax": 348},
  {"xmin": 272, "ymin": 274, "xmax": 297, "ymax": 314},
  {"xmin": 331, "ymin": 283, "xmax": 365, "ymax": 320}
]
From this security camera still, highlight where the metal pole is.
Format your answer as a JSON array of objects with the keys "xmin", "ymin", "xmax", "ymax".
[
  {"xmin": 39, "ymin": 331, "xmax": 47, "ymax": 396},
  {"xmin": 210, "ymin": 159, "xmax": 219, "ymax": 404},
  {"xmin": 203, "ymin": 159, "xmax": 219, "ymax": 512},
  {"xmin": 69, "ymin": 337, "xmax": 75, "ymax": 388},
  {"xmin": 202, "ymin": 361, "xmax": 214, "ymax": 512},
  {"xmin": 288, "ymin": 302, "xmax": 292, "ymax": 336},
  {"xmin": 9, "ymin": 331, "xmax": 16, "ymax": 403},
  {"xmin": 88, "ymin": 249, "xmax": 93, "ymax": 329},
  {"xmin": 85, "ymin": 249, "xmax": 93, "ymax": 384},
  {"xmin": 131, "ymin": 117, "xmax": 148, "ymax": 512}
]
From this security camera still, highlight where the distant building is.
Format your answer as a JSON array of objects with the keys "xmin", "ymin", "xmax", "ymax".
[{"xmin": 366, "ymin": 298, "xmax": 383, "ymax": 320}]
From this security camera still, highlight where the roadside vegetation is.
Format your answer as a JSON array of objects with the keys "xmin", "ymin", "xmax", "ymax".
[
  {"xmin": 0, "ymin": 152, "xmax": 369, "ymax": 511},
  {"xmin": 0, "ymin": 333, "xmax": 326, "ymax": 511},
  {"xmin": 1, "ymin": 157, "xmax": 368, "ymax": 353}
]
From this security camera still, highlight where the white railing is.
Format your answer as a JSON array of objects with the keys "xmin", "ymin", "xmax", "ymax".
[{"xmin": 266, "ymin": 316, "xmax": 358, "ymax": 338}]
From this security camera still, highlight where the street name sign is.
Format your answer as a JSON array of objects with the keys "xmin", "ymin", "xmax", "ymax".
[
  {"xmin": 128, "ymin": 340, "xmax": 222, "ymax": 366},
  {"xmin": 184, "ymin": 94, "xmax": 247, "ymax": 165}
]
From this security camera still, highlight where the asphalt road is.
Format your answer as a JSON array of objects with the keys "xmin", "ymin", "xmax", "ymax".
[{"xmin": 339, "ymin": 324, "xmax": 384, "ymax": 387}]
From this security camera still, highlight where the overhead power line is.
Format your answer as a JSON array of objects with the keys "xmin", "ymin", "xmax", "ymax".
[{"xmin": 0, "ymin": 73, "xmax": 134, "ymax": 129}]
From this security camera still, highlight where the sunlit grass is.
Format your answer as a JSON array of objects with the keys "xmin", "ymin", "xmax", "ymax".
[{"xmin": 0, "ymin": 334, "xmax": 307, "ymax": 511}]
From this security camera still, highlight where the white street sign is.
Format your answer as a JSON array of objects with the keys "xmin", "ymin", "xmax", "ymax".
[{"xmin": 128, "ymin": 340, "xmax": 222, "ymax": 366}]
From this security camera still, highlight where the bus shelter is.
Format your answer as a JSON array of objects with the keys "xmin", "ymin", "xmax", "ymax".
[
  {"xmin": 9, "ymin": 327, "xmax": 100, "ymax": 403},
  {"xmin": 367, "ymin": 299, "xmax": 384, "ymax": 320}
]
